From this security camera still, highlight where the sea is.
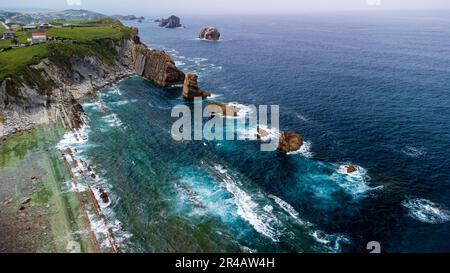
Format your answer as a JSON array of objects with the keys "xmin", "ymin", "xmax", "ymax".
[{"xmin": 57, "ymin": 11, "xmax": 450, "ymax": 252}]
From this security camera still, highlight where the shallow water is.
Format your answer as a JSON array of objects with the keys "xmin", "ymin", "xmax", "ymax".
[{"xmin": 63, "ymin": 11, "xmax": 450, "ymax": 252}]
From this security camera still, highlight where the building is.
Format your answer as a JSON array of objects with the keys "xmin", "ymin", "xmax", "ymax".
[
  {"xmin": 31, "ymin": 32, "xmax": 47, "ymax": 43},
  {"xmin": 22, "ymin": 25, "xmax": 37, "ymax": 31},
  {"xmin": 1, "ymin": 30, "xmax": 16, "ymax": 39},
  {"xmin": 38, "ymin": 23, "xmax": 53, "ymax": 30}
]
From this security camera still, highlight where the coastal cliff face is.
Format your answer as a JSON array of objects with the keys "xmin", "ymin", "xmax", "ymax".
[
  {"xmin": 131, "ymin": 42, "xmax": 185, "ymax": 87},
  {"xmin": 0, "ymin": 27, "xmax": 185, "ymax": 140},
  {"xmin": 0, "ymin": 38, "xmax": 134, "ymax": 139}
]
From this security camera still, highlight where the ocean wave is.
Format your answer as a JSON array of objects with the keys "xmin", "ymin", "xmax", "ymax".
[
  {"xmin": 175, "ymin": 61, "xmax": 186, "ymax": 66},
  {"xmin": 402, "ymin": 146, "xmax": 426, "ymax": 158},
  {"xmin": 109, "ymin": 99, "xmax": 138, "ymax": 107},
  {"xmin": 101, "ymin": 113, "xmax": 124, "ymax": 128},
  {"xmin": 268, "ymin": 195, "xmax": 310, "ymax": 227},
  {"xmin": 213, "ymin": 165, "xmax": 282, "ymax": 242},
  {"xmin": 287, "ymin": 141, "xmax": 313, "ymax": 158},
  {"xmin": 56, "ymin": 120, "xmax": 132, "ymax": 251},
  {"xmin": 268, "ymin": 194, "xmax": 349, "ymax": 252},
  {"xmin": 295, "ymin": 113, "xmax": 309, "ymax": 122},
  {"xmin": 331, "ymin": 164, "xmax": 382, "ymax": 197},
  {"xmin": 310, "ymin": 231, "xmax": 350, "ymax": 253},
  {"xmin": 402, "ymin": 198, "xmax": 450, "ymax": 224}
]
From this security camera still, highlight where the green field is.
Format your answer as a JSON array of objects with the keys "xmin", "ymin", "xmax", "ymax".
[
  {"xmin": 0, "ymin": 44, "xmax": 49, "ymax": 80},
  {"xmin": 0, "ymin": 19, "xmax": 132, "ymax": 81},
  {"xmin": 47, "ymin": 25, "xmax": 130, "ymax": 41}
]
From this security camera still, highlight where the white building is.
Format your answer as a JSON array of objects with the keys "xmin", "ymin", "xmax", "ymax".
[{"xmin": 31, "ymin": 32, "xmax": 47, "ymax": 43}]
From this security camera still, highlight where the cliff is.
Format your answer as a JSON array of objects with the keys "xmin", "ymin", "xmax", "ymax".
[
  {"xmin": 131, "ymin": 42, "xmax": 185, "ymax": 87},
  {"xmin": 0, "ymin": 24, "xmax": 184, "ymax": 140},
  {"xmin": 0, "ymin": 38, "xmax": 134, "ymax": 139}
]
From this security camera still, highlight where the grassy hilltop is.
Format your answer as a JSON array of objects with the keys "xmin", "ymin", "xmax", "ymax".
[{"xmin": 0, "ymin": 18, "xmax": 133, "ymax": 82}]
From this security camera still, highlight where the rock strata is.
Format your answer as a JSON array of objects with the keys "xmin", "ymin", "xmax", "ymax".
[{"xmin": 131, "ymin": 42, "xmax": 185, "ymax": 87}]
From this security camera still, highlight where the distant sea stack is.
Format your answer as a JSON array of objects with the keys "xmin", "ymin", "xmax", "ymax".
[
  {"xmin": 199, "ymin": 27, "xmax": 221, "ymax": 41},
  {"xmin": 159, "ymin": 15, "xmax": 182, "ymax": 28},
  {"xmin": 182, "ymin": 73, "xmax": 211, "ymax": 99}
]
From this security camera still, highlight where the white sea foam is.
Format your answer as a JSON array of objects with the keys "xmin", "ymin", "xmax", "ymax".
[
  {"xmin": 213, "ymin": 165, "xmax": 282, "ymax": 242},
  {"xmin": 175, "ymin": 61, "xmax": 186, "ymax": 66},
  {"xmin": 268, "ymin": 195, "xmax": 310, "ymax": 227},
  {"xmin": 295, "ymin": 113, "xmax": 309, "ymax": 122},
  {"xmin": 332, "ymin": 164, "xmax": 382, "ymax": 196},
  {"xmin": 56, "ymin": 119, "xmax": 132, "ymax": 251},
  {"xmin": 402, "ymin": 146, "xmax": 426, "ymax": 158},
  {"xmin": 287, "ymin": 141, "xmax": 313, "ymax": 158},
  {"xmin": 101, "ymin": 113, "xmax": 124, "ymax": 128},
  {"xmin": 310, "ymin": 231, "xmax": 351, "ymax": 253},
  {"xmin": 110, "ymin": 99, "xmax": 137, "ymax": 107},
  {"xmin": 402, "ymin": 198, "xmax": 450, "ymax": 224}
]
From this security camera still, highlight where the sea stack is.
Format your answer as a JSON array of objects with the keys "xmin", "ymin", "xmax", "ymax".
[
  {"xmin": 131, "ymin": 42, "xmax": 185, "ymax": 87},
  {"xmin": 159, "ymin": 15, "xmax": 182, "ymax": 28},
  {"xmin": 182, "ymin": 73, "xmax": 211, "ymax": 99},
  {"xmin": 198, "ymin": 27, "xmax": 221, "ymax": 41},
  {"xmin": 277, "ymin": 131, "xmax": 303, "ymax": 153}
]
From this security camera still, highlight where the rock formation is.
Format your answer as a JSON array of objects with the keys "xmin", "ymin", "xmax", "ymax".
[
  {"xmin": 199, "ymin": 27, "xmax": 221, "ymax": 41},
  {"xmin": 277, "ymin": 131, "xmax": 303, "ymax": 153},
  {"xmin": 182, "ymin": 73, "xmax": 211, "ymax": 99},
  {"xmin": 159, "ymin": 15, "xmax": 182, "ymax": 28},
  {"xmin": 99, "ymin": 188, "xmax": 109, "ymax": 203},
  {"xmin": 131, "ymin": 42, "xmax": 185, "ymax": 87},
  {"xmin": 206, "ymin": 101, "xmax": 240, "ymax": 117},
  {"xmin": 346, "ymin": 165, "xmax": 357, "ymax": 173}
]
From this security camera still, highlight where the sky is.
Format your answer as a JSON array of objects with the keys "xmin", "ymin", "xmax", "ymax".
[{"xmin": 1, "ymin": 0, "xmax": 450, "ymax": 15}]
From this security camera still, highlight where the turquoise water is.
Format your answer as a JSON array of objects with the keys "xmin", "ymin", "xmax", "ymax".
[{"xmin": 66, "ymin": 11, "xmax": 450, "ymax": 252}]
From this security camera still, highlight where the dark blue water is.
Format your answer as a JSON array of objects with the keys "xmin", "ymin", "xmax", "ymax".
[{"xmin": 74, "ymin": 11, "xmax": 450, "ymax": 252}]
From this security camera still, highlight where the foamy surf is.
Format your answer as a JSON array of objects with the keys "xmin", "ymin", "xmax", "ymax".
[
  {"xmin": 402, "ymin": 198, "xmax": 450, "ymax": 224},
  {"xmin": 287, "ymin": 141, "xmax": 313, "ymax": 158},
  {"xmin": 332, "ymin": 164, "xmax": 382, "ymax": 197},
  {"xmin": 56, "ymin": 119, "xmax": 132, "ymax": 252},
  {"xmin": 402, "ymin": 146, "xmax": 426, "ymax": 158},
  {"xmin": 213, "ymin": 165, "xmax": 283, "ymax": 242}
]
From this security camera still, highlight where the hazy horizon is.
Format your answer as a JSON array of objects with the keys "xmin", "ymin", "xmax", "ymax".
[{"xmin": 1, "ymin": 0, "xmax": 450, "ymax": 15}]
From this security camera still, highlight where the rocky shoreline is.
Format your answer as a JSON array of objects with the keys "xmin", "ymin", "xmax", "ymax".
[{"xmin": 0, "ymin": 30, "xmax": 185, "ymax": 142}]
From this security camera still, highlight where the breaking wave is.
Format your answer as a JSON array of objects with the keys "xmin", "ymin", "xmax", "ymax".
[
  {"xmin": 331, "ymin": 164, "xmax": 382, "ymax": 197},
  {"xmin": 402, "ymin": 198, "xmax": 450, "ymax": 224}
]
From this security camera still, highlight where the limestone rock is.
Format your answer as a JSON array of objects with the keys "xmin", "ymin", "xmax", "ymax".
[
  {"xmin": 199, "ymin": 27, "xmax": 221, "ymax": 41},
  {"xmin": 182, "ymin": 73, "xmax": 211, "ymax": 99},
  {"xmin": 132, "ymin": 43, "xmax": 185, "ymax": 87},
  {"xmin": 277, "ymin": 131, "xmax": 303, "ymax": 153},
  {"xmin": 159, "ymin": 15, "xmax": 182, "ymax": 28}
]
